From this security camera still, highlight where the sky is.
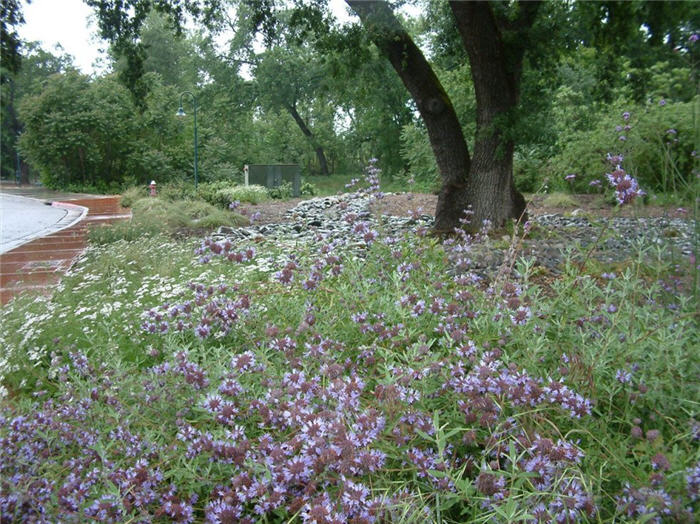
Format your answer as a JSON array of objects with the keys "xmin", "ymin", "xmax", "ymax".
[
  {"xmin": 17, "ymin": 0, "xmax": 361, "ymax": 76},
  {"xmin": 18, "ymin": 0, "xmax": 108, "ymax": 74}
]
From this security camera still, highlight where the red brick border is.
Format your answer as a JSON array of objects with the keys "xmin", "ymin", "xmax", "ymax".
[{"xmin": 0, "ymin": 196, "xmax": 130, "ymax": 305}]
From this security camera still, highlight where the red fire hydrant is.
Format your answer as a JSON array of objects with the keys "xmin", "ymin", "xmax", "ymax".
[{"xmin": 149, "ymin": 180, "xmax": 157, "ymax": 197}]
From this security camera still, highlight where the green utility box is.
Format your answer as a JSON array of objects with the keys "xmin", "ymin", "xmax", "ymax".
[{"xmin": 244, "ymin": 164, "xmax": 301, "ymax": 197}]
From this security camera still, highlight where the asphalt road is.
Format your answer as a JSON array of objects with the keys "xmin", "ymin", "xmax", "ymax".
[{"xmin": 0, "ymin": 193, "xmax": 81, "ymax": 254}]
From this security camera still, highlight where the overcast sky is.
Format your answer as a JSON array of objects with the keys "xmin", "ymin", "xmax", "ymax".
[
  {"xmin": 18, "ymin": 0, "xmax": 107, "ymax": 74},
  {"xmin": 16, "ymin": 0, "xmax": 402, "ymax": 75}
]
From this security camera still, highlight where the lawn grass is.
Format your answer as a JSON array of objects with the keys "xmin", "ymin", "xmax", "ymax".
[
  {"xmin": 0, "ymin": 182, "xmax": 697, "ymax": 523},
  {"xmin": 305, "ymin": 172, "xmax": 434, "ymax": 197}
]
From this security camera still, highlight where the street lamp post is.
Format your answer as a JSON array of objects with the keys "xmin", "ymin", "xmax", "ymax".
[{"xmin": 176, "ymin": 91, "xmax": 198, "ymax": 190}]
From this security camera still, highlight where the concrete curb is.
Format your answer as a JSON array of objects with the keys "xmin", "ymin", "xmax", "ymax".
[{"xmin": 50, "ymin": 200, "xmax": 89, "ymax": 229}]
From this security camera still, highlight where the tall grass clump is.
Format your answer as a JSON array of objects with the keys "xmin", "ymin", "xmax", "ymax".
[
  {"xmin": 1, "ymin": 160, "xmax": 697, "ymax": 523},
  {"xmin": 195, "ymin": 182, "xmax": 269, "ymax": 208},
  {"xmin": 89, "ymin": 197, "xmax": 248, "ymax": 244}
]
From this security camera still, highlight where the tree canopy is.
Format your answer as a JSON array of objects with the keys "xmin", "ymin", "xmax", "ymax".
[{"xmin": 3, "ymin": 0, "xmax": 696, "ymax": 219}]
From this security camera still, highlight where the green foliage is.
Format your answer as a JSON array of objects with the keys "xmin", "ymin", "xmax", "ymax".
[
  {"xmin": 87, "ymin": 215, "xmax": 163, "ymax": 244},
  {"xmin": 514, "ymin": 147, "xmax": 548, "ymax": 193},
  {"xmin": 153, "ymin": 181, "xmax": 197, "ymax": 202},
  {"xmin": 190, "ymin": 180, "xmax": 228, "ymax": 205},
  {"xmin": 214, "ymin": 184, "xmax": 269, "ymax": 206},
  {"xmin": 300, "ymin": 180, "xmax": 317, "ymax": 196},
  {"xmin": 120, "ymin": 186, "xmax": 149, "ymax": 207},
  {"xmin": 267, "ymin": 181, "xmax": 293, "ymax": 200},
  {"xmin": 399, "ymin": 123, "xmax": 439, "ymax": 187},
  {"xmin": 1, "ymin": 43, "xmax": 75, "ymax": 181},
  {"xmin": 12, "ymin": 0, "xmax": 699, "ymax": 204},
  {"xmin": 15, "ymin": 70, "xmax": 195, "ymax": 192},
  {"xmin": 193, "ymin": 182, "xmax": 269, "ymax": 207},
  {"xmin": 17, "ymin": 72, "xmax": 137, "ymax": 189},
  {"xmin": 550, "ymin": 98, "xmax": 695, "ymax": 195},
  {"xmin": 90, "ymin": 195, "xmax": 247, "ymax": 244},
  {"xmin": 0, "ymin": 0, "xmax": 24, "ymax": 74},
  {"xmin": 1, "ymin": 202, "xmax": 697, "ymax": 521}
]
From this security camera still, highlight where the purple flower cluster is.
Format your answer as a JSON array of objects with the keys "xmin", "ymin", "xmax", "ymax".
[
  {"xmin": 0, "ymin": 364, "xmax": 176, "ymax": 523},
  {"xmin": 343, "ymin": 158, "xmax": 383, "ymax": 202},
  {"xmin": 615, "ymin": 484, "xmax": 681, "ymax": 523},
  {"xmin": 196, "ymin": 237, "xmax": 256, "ymax": 264},
  {"xmin": 477, "ymin": 432, "xmax": 596, "ymax": 522},
  {"xmin": 151, "ymin": 350, "xmax": 209, "ymax": 389},
  {"xmin": 141, "ymin": 281, "xmax": 252, "ymax": 339},
  {"xmin": 446, "ymin": 349, "xmax": 592, "ymax": 421},
  {"xmin": 605, "ymin": 154, "xmax": 645, "ymax": 205}
]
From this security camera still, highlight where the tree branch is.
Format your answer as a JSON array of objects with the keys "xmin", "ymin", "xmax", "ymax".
[{"xmin": 346, "ymin": 0, "xmax": 471, "ymax": 183}]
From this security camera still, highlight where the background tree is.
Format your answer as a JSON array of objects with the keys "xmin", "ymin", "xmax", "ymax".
[
  {"xmin": 254, "ymin": 44, "xmax": 332, "ymax": 175},
  {"xmin": 8, "ymin": 0, "xmax": 695, "ymax": 204},
  {"xmin": 0, "ymin": 0, "xmax": 24, "ymax": 75},
  {"xmin": 346, "ymin": 1, "xmax": 542, "ymax": 230},
  {"xmin": 112, "ymin": 11, "xmax": 199, "ymax": 92},
  {"xmin": 18, "ymin": 72, "xmax": 140, "ymax": 189},
  {"xmin": 1, "ymin": 43, "xmax": 75, "ymax": 181},
  {"xmin": 319, "ymin": 24, "xmax": 414, "ymax": 177}
]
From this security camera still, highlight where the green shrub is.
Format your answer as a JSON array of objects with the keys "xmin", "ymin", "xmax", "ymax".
[
  {"xmin": 119, "ymin": 186, "xmax": 148, "ymax": 208},
  {"xmin": 195, "ymin": 209, "xmax": 249, "ymax": 229},
  {"xmin": 215, "ymin": 185, "xmax": 269, "ymax": 206},
  {"xmin": 549, "ymin": 98, "xmax": 695, "ymax": 195},
  {"xmin": 267, "ymin": 181, "xmax": 293, "ymax": 200},
  {"xmin": 195, "ymin": 181, "xmax": 231, "ymax": 206},
  {"xmin": 300, "ymin": 181, "xmax": 318, "ymax": 196}
]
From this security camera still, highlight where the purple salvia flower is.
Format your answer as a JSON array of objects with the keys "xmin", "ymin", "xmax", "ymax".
[{"xmin": 615, "ymin": 369, "xmax": 632, "ymax": 384}]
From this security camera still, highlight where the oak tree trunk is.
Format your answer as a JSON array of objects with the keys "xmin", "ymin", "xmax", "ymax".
[
  {"xmin": 450, "ymin": 1, "xmax": 536, "ymax": 229},
  {"xmin": 347, "ymin": 0, "xmax": 471, "ymax": 232},
  {"xmin": 348, "ymin": 0, "xmax": 537, "ymax": 232}
]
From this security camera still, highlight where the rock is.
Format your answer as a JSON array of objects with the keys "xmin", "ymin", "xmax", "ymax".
[{"xmin": 208, "ymin": 193, "xmax": 695, "ymax": 281}]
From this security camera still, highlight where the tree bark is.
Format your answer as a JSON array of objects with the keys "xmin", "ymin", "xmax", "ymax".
[
  {"xmin": 348, "ymin": 0, "xmax": 538, "ymax": 231},
  {"xmin": 449, "ymin": 1, "xmax": 539, "ymax": 228},
  {"xmin": 347, "ymin": 0, "xmax": 472, "ymax": 232},
  {"xmin": 285, "ymin": 103, "xmax": 330, "ymax": 176}
]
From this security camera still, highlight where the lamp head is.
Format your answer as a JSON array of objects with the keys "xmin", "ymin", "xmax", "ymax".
[{"xmin": 176, "ymin": 107, "xmax": 186, "ymax": 117}]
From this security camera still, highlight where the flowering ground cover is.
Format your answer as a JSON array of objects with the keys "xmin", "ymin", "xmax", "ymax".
[{"xmin": 0, "ymin": 164, "xmax": 697, "ymax": 523}]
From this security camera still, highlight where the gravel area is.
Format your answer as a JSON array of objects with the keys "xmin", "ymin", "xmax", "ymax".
[{"xmin": 215, "ymin": 192, "xmax": 696, "ymax": 280}]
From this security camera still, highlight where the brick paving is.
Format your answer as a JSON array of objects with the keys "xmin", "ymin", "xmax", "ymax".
[{"xmin": 0, "ymin": 196, "xmax": 130, "ymax": 305}]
